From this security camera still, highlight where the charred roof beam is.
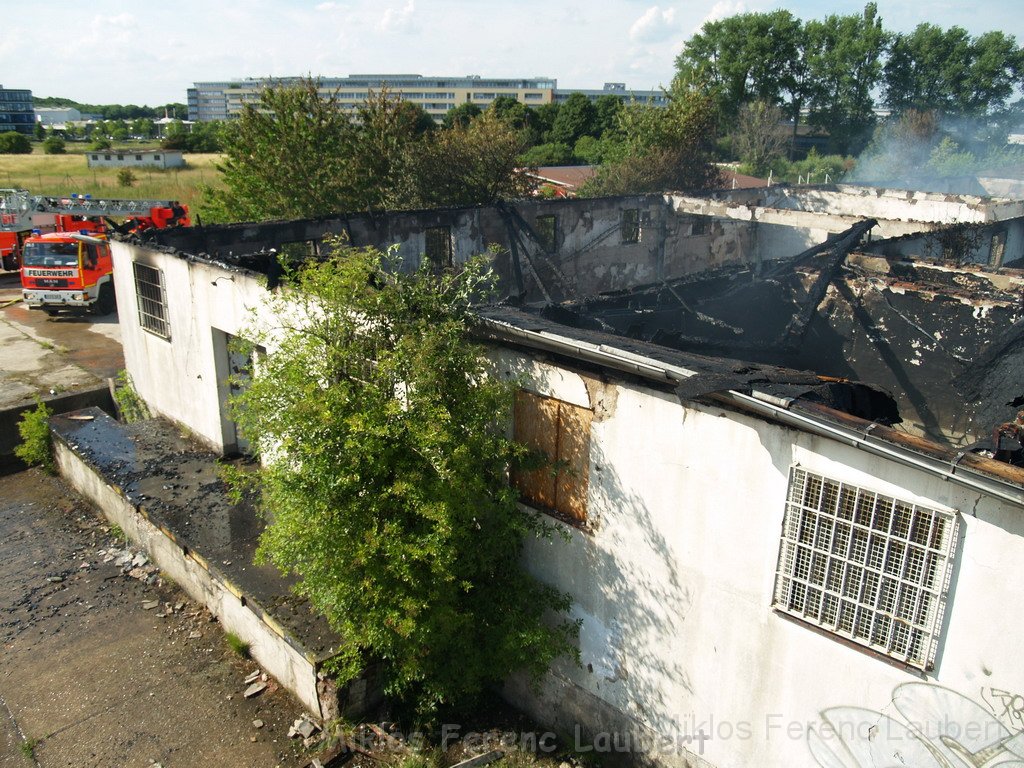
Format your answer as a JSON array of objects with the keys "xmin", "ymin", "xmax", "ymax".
[{"xmin": 777, "ymin": 218, "xmax": 878, "ymax": 352}]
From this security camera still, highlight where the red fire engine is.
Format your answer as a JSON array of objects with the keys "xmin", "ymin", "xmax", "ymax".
[{"xmin": 1, "ymin": 189, "xmax": 189, "ymax": 315}]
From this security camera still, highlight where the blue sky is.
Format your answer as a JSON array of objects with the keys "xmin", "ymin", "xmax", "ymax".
[{"xmin": 1, "ymin": 0, "xmax": 1021, "ymax": 107}]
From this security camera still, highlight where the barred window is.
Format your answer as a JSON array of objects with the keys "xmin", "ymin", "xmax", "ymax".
[
  {"xmin": 424, "ymin": 226, "xmax": 453, "ymax": 269},
  {"xmin": 620, "ymin": 208, "xmax": 640, "ymax": 244},
  {"xmin": 773, "ymin": 467, "xmax": 958, "ymax": 671},
  {"xmin": 133, "ymin": 262, "xmax": 170, "ymax": 339},
  {"xmin": 536, "ymin": 215, "xmax": 557, "ymax": 252}
]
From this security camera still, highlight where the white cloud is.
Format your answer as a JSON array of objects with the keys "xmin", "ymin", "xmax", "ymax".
[
  {"xmin": 108, "ymin": 12, "xmax": 137, "ymax": 28},
  {"xmin": 315, "ymin": 2, "xmax": 339, "ymax": 10},
  {"xmin": 379, "ymin": 0, "xmax": 415, "ymax": 33},
  {"xmin": 629, "ymin": 6, "xmax": 678, "ymax": 43},
  {"xmin": 694, "ymin": 0, "xmax": 745, "ymax": 31}
]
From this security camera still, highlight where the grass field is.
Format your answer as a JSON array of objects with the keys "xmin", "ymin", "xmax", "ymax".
[{"xmin": 0, "ymin": 149, "xmax": 224, "ymax": 210}]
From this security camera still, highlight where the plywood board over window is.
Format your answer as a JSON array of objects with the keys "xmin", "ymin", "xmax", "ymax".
[{"xmin": 512, "ymin": 390, "xmax": 592, "ymax": 524}]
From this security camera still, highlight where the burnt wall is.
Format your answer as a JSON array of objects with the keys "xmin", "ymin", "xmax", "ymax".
[
  {"xmin": 863, "ymin": 217, "xmax": 1024, "ymax": 268},
  {"xmin": 136, "ymin": 196, "xmax": 767, "ymax": 303}
]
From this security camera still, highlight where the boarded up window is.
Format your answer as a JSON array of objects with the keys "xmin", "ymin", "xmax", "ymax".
[
  {"xmin": 512, "ymin": 391, "xmax": 592, "ymax": 524},
  {"xmin": 425, "ymin": 226, "xmax": 453, "ymax": 269}
]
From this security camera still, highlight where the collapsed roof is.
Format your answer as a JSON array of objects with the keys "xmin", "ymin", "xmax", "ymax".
[{"xmin": 128, "ymin": 185, "xmax": 1024, "ymax": 462}]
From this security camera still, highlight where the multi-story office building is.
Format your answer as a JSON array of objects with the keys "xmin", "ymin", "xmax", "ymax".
[
  {"xmin": 188, "ymin": 75, "xmax": 666, "ymax": 122},
  {"xmin": 0, "ymin": 85, "xmax": 34, "ymax": 134},
  {"xmin": 552, "ymin": 82, "xmax": 667, "ymax": 107}
]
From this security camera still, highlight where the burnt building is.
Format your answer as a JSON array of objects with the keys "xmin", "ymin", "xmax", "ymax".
[{"xmin": 97, "ymin": 187, "xmax": 1024, "ymax": 768}]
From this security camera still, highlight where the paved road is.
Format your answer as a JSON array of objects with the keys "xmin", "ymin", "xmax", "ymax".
[
  {"xmin": 0, "ymin": 468, "xmax": 311, "ymax": 767},
  {"xmin": 0, "ymin": 272, "xmax": 124, "ymax": 410}
]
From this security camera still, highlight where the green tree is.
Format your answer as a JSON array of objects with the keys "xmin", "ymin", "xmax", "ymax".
[
  {"xmin": 583, "ymin": 82, "xmax": 721, "ymax": 196},
  {"xmin": 184, "ymin": 120, "xmax": 225, "ymax": 152},
  {"xmin": 675, "ymin": 10, "xmax": 805, "ymax": 122},
  {"xmin": 443, "ymin": 102, "xmax": 482, "ymax": 129},
  {"xmin": 548, "ymin": 92, "xmax": 597, "ymax": 146},
  {"xmin": 131, "ymin": 117, "xmax": 156, "ymax": 139},
  {"xmin": 518, "ymin": 142, "xmax": 574, "ymax": 167},
  {"xmin": 733, "ymin": 101, "xmax": 787, "ymax": 176},
  {"xmin": 209, "ymin": 78, "xmax": 357, "ymax": 221},
  {"xmin": 42, "ymin": 135, "xmax": 66, "ymax": 155},
  {"xmin": 230, "ymin": 245, "xmax": 578, "ymax": 717},
  {"xmin": 110, "ymin": 121, "xmax": 130, "ymax": 142},
  {"xmin": 0, "ymin": 132, "xmax": 32, "ymax": 154},
  {"xmin": 405, "ymin": 113, "xmax": 535, "ymax": 207},
  {"xmin": 531, "ymin": 102, "xmax": 561, "ymax": 142},
  {"xmin": 33, "ymin": 122, "xmax": 45, "ymax": 141},
  {"xmin": 884, "ymin": 24, "xmax": 1023, "ymax": 120},
  {"xmin": 926, "ymin": 137, "xmax": 977, "ymax": 176},
  {"xmin": 593, "ymin": 94, "xmax": 625, "ymax": 137},
  {"xmin": 487, "ymin": 96, "xmax": 532, "ymax": 131},
  {"xmin": 347, "ymin": 88, "xmax": 429, "ymax": 211},
  {"xmin": 804, "ymin": 3, "xmax": 888, "ymax": 154}
]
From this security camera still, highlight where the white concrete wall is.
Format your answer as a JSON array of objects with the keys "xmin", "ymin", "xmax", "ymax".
[
  {"xmin": 112, "ymin": 242, "xmax": 273, "ymax": 452},
  {"xmin": 496, "ymin": 351, "xmax": 1024, "ymax": 768}
]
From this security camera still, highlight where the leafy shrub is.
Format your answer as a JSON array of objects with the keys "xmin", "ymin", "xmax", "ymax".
[
  {"xmin": 42, "ymin": 135, "xmax": 66, "ymax": 154},
  {"xmin": 15, "ymin": 399, "xmax": 54, "ymax": 472},
  {"xmin": 113, "ymin": 371, "xmax": 150, "ymax": 423},
  {"xmin": 0, "ymin": 132, "xmax": 32, "ymax": 154}
]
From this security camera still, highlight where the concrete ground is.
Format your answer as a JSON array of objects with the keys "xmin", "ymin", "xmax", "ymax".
[
  {"xmin": 0, "ymin": 468, "xmax": 314, "ymax": 768},
  {"xmin": 0, "ymin": 273, "xmax": 124, "ymax": 410}
]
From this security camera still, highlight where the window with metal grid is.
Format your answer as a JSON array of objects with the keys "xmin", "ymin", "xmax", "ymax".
[
  {"xmin": 133, "ymin": 262, "xmax": 170, "ymax": 339},
  {"xmin": 620, "ymin": 208, "xmax": 640, "ymax": 244},
  {"xmin": 424, "ymin": 226, "xmax": 453, "ymax": 269},
  {"xmin": 773, "ymin": 467, "xmax": 958, "ymax": 671}
]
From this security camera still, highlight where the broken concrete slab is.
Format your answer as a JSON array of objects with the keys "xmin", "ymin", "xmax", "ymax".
[
  {"xmin": 243, "ymin": 681, "xmax": 268, "ymax": 698},
  {"xmin": 289, "ymin": 716, "xmax": 319, "ymax": 740}
]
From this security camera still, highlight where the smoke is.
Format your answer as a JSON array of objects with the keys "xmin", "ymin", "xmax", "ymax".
[{"xmin": 847, "ymin": 110, "xmax": 1024, "ymax": 198}]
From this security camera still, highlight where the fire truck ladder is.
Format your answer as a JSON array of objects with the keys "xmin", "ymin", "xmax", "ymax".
[{"xmin": 0, "ymin": 189, "xmax": 182, "ymax": 220}]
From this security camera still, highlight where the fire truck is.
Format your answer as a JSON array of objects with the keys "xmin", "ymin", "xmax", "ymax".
[{"xmin": 1, "ymin": 189, "xmax": 190, "ymax": 315}]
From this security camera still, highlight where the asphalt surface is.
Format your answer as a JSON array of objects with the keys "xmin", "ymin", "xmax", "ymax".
[
  {"xmin": 0, "ymin": 468, "xmax": 312, "ymax": 767},
  {"xmin": 0, "ymin": 272, "xmax": 123, "ymax": 410}
]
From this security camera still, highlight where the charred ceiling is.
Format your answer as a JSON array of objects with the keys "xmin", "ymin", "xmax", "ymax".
[{"xmin": 545, "ymin": 220, "xmax": 1024, "ymax": 451}]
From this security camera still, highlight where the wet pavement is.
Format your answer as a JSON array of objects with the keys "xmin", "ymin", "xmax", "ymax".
[
  {"xmin": 51, "ymin": 409, "xmax": 341, "ymax": 658},
  {"xmin": 0, "ymin": 272, "xmax": 123, "ymax": 410},
  {"xmin": 0, "ymin": 468, "xmax": 312, "ymax": 767}
]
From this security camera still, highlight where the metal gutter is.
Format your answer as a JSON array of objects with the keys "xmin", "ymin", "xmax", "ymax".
[
  {"xmin": 475, "ymin": 314, "xmax": 1024, "ymax": 509},
  {"xmin": 726, "ymin": 390, "xmax": 1024, "ymax": 508}
]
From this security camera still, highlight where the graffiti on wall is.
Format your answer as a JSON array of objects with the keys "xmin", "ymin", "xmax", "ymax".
[{"xmin": 808, "ymin": 683, "xmax": 1024, "ymax": 768}]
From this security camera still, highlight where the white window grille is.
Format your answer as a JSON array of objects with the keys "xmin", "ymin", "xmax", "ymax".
[
  {"xmin": 133, "ymin": 262, "xmax": 170, "ymax": 339},
  {"xmin": 773, "ymin": 467, "xmax": 958, "ymax": 671}
]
